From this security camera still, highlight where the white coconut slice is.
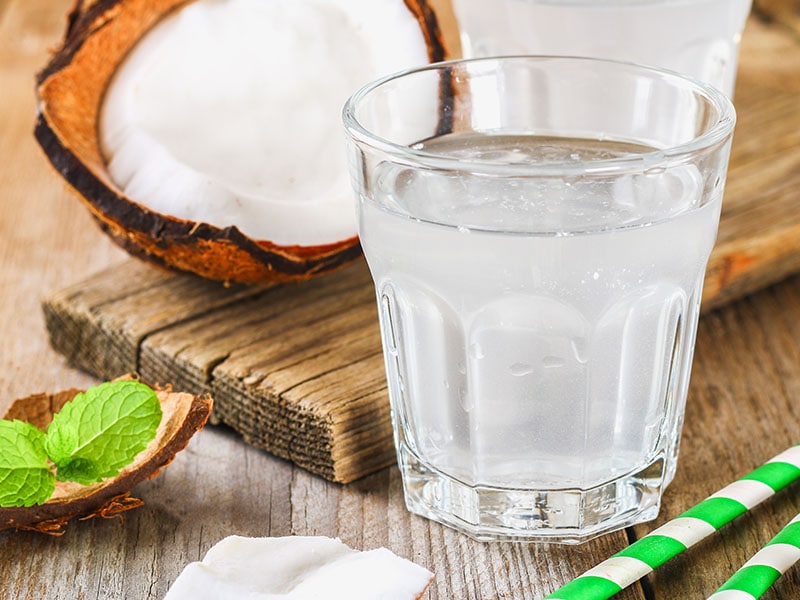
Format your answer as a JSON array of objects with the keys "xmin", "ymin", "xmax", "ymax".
[
  {"xmin": 163, "ymin": 535, "xmax": 434, "ymax": 600},
  {"xmin": 99, "ymin": 0, "xmax": 430, "ymax": 247}
]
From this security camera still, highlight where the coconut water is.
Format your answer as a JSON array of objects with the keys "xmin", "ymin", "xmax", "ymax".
[{"xmin": 359, "ymin": 133, "xmax": 721, "ymax": 494}]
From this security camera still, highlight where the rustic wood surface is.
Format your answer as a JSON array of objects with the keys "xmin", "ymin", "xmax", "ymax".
[{"xmin": 1, "ymin": 1, "xmax": 800, "ymax": 599}]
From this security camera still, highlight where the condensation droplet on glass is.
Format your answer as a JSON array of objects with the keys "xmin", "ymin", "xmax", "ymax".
[
  {"xmin": 458, "ymin": 387, "xmax": 473, "ymax": 411},
  {"xmin": 592, "ymin": 271, "xmax": 600, "ymax": 280},
  {"xmin": 469, "ymin": 342, "xmax": 485, "ymax": 360},
  {"xmin": 428, "ymin": 428, "xmax": 444, "ymax": 449}
]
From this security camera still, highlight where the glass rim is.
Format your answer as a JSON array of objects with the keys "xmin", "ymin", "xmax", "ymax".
[
  {"xmin": 500, "ymin": 0, "xmax": 747, "ymax": 5},
  {"xmin": 342, "ymin": 55, "xmax": 737, "ymax": 178}
]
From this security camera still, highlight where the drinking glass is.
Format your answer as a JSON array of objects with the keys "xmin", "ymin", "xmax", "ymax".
[
  {"xmin": 450, "ymin": 0, "xmax": 752, "ymax": 96},
  {"xmin": 343, "ymin": 56, "xmax": 735, "ymax": 542}
]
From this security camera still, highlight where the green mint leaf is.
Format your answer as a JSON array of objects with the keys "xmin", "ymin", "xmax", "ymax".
[
  {"xmin": 44, "ymin": 380, "xmax": 162, "ymax": 485},
  {"xmin": 0, "ymin": 419, "xmax": 55, "ymax": 507}
]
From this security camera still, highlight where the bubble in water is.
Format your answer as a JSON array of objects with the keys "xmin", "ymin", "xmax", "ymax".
[
  {"xmin": 458, "ymin": 387, "xmax": 473, "ymax": 411},
  {"xmin": 644, "ymin": 166, "xmax": 666, "ymax": 176},
  {"xmin": 427, "ymin": 428, "xmax": 445, "ymax": 450},
  {"xmin": 509, "ymin": 362, "xmax": 535, "ymax": 376},
  {"xmin": 542, "ymin": 356, "xmax": 566, "ymax": 369}
]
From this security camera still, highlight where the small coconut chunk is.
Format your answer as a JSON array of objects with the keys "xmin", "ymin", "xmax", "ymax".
[
  {"xmin": 164, "ymin": 535, "xmax": 434, "ymax": 600},
  {"xmin": 100, "ymin": 0, "xmax": 429, "ymax": 247}
]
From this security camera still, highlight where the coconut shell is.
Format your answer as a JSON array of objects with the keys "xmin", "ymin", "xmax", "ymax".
[
  {"xmin": 0, "ymin": 382, "xmax": 212, "ymax": 535},
  {"xmin": 34, "ymin": 0, "xmax": 454, "ymax": 284}
]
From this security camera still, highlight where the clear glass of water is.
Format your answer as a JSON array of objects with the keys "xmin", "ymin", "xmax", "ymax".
[
  {"xmin": 450, "ymin": 0, "xmax": 752, "ymax": 96},
  {"xmin": 342, "ymin": 56, "xmax": 735, "ymax": 543}
]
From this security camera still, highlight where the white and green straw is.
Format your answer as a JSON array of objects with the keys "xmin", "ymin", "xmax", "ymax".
[
  {"xmin": 706, "ymin": 512, "xmax": 800, "ymax": 600},
  {"xmin": 544, "ymin": 444, "xmax": 800, "ymax": 600}
]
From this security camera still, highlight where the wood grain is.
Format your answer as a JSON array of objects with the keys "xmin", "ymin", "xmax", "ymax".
[
  {"xmin": 755, "ymin": 0, "xmax": 800, "ymax": 36},
  {"xmin": 1, "ymin": 0, "xmax": 799, "ymax": 599}
]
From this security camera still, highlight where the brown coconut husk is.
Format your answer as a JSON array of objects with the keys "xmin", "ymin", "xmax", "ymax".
[
  {"xmin": 34, "ymin": 0, "xmax": 455, "ymax": 285},
  {"xmin": 0, "ymin": 382, "xmax": 212, "ymax": 535}
]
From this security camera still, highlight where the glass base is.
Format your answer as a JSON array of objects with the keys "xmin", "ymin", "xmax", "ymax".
[{"xmin": 398, "ymin": 446, "xmax": 666, "ymax": 544}]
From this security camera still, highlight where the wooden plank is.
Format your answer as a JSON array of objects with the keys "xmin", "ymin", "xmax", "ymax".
[
  {"xmin": 702, "ymin": 10, "xmax": 800, "ymax": 310},
  {"xmin": 42, "ymin": 258, "xmax": 396, "ymax": 482},
  {"xmin": 43, "ymin": 261, "xmax": 268, "ymax": 379}
]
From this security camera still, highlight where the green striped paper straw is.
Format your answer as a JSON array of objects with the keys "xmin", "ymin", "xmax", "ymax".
[
  {"xmin": 706, "ymin": 512, "xmax": 800, "ymax": 600},
  {"xmin": 544, "ymin": 444, "xmax": 800, "ymax": 600}
]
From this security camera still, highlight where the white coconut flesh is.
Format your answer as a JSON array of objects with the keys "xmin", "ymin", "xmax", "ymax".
[
  {"xmin": 163, "ymin": 535, "xmax": 434, "ymax": 599},
  {"xmin": 100, "ymin": 0, "xmax": 429, "ymax": 247}
]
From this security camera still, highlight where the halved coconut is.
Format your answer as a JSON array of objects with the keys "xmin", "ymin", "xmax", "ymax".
[
  {"xmin": 35, "ymin": 0, "xmax": 455, "ymax": 284},
  {"xmin": 0, "ymin": 383, "xmax": 212, "ymax": 535}
]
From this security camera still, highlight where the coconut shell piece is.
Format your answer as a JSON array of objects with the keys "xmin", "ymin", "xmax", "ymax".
[
  {"xmin": 0, "ymin": 383, "xmax": 213, "ymax": 535},
  {"xmin": 34, "ymin": 0, "xmax": 454, "ymax": 285}
]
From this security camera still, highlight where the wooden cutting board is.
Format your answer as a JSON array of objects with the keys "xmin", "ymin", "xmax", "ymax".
[{"xmin": 43, "ymin": 5, "xmax": 800, "ymax": 483}]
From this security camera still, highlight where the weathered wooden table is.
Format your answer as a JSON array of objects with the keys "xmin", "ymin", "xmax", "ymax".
[{"xmin": 2, "ymin": 0, "xmax": 800, "ymax": 598}]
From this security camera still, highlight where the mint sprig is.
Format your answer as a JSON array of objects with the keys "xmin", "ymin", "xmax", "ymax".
[
  {"xmin": 0, "ymin": 380, "xmax": 162, "ymax": 507},
  {"xmin": 0, "ymin": 420, "xmax": 55, "ymax": 507}
]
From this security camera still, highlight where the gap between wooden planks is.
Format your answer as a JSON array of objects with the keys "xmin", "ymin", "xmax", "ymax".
[{"xmin": 42, "ymin": 5, "xmax": 800, "ymax": 484}]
